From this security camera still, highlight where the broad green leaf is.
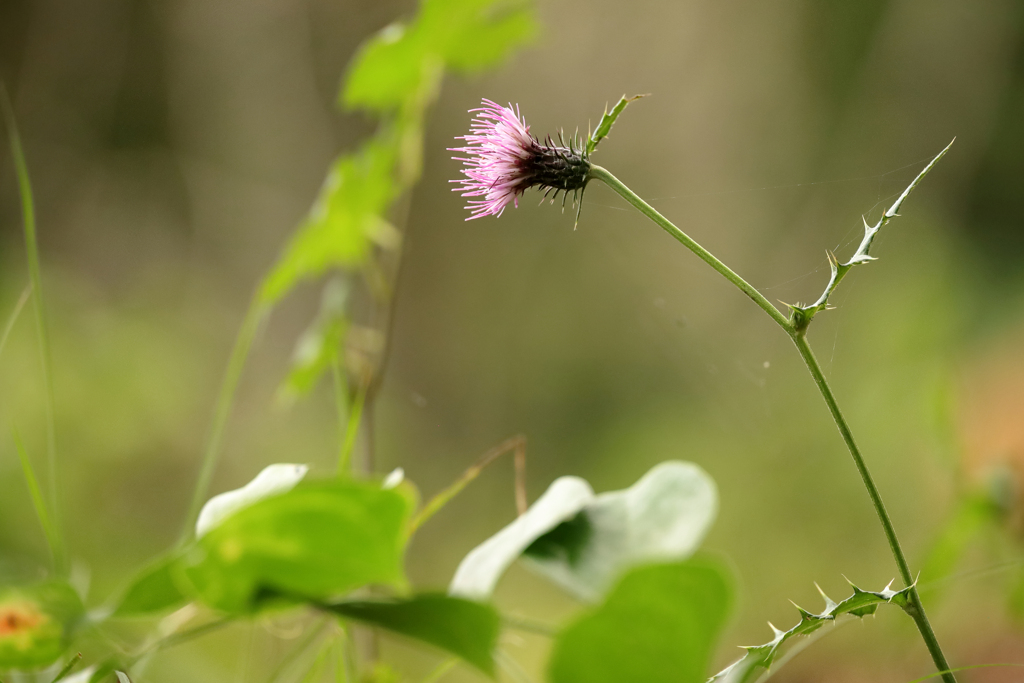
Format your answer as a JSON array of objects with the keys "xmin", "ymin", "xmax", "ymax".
[
  {"xmin": 196, "ymin": 463, "xmax": 309, "ymax": 538},
  {"xmin": 179, "ymin": 480, "xmax": 411, "ymax": 613},
  {"xmin": 524, "ymin": 461, "xmax": 717, "ymax": 601},
  {"xmin": 260, "ymin": 138, "xmax": 398, "ymax": 305},
  {"xmin": 326, "ymin": 594, "xmax": 499, "ymax": 675},
  {"xmin": 709, "ymin": 581, "xmax": 913, "ymax": 683},
  {"xmin": 449, "ymin": 476, "xmax": 594, "ymax": 600},
  {"xmin": 586, "ymin": 94, "xmax": 646, "ymax": 156},
  {"xmin": 343, "ymin": 0, "xmax": 536, "ymax": 112},
  {"xmin": 548, "ymin": 560, "xmax": 732, "ymax": 683},
  {"xmin": 280, "ymin": 279, "xmax": 349, "ymax": 400},
  {"xmin": 449, "ymin": 461, "xmax": 716, "ymax": 602},
  {"xmin": 112, "ymin": 554, "xmax": 186, "ymax": 617},
  {"xmin": 343, "ymin": 23, "xmax": 431, "ymax": 112},
  {"xmin": 420, "ymin": 0, "xmax": 536, "ymax": 74},
  {"xmin": 0, "ymin": 581, "xmax": 84, "ymax": 670},
  {"xmin": 339, "ymin": 22, "xmax": 428, "ymax": 112}
]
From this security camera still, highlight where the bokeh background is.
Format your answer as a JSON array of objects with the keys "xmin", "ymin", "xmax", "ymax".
[{"xmin": 3, "ymin": 0, "xmax": 1024, "ymax": 681}]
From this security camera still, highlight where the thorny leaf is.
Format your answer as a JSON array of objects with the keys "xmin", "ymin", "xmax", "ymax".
[
  {"xmin": 790, "ymin": 140, "xmax": 954, "ymax": 331},
  {"xmin": 709, "ymin": 581, "xmax": 914, "ymax": 683},
  {"xmin": 587, "ymin": 94, "xmax": 647, "ymax": 156}
]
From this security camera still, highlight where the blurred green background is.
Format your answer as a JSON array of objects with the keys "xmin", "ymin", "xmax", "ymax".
[{"xmin": 3, "ymin": 0, "xmax": 1024, "ymax": 680}]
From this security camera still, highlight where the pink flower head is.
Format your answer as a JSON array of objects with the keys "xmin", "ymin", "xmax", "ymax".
[{"xmin": 451, "ymin": 99, "xmax": 589, "ymax": 220}]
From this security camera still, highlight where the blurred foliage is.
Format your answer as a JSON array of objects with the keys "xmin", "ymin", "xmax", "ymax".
[
  {"xmin": 3, "ymin": 0, "xmax": 1024, "ymax": 681},
  {"xmin": 548, "ymin": 560, "xmax": 731, "ymax": 683}
]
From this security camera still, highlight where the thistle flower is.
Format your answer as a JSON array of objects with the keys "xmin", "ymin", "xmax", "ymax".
[{"xmin": 450, "ymin": 99, "xmax": 590, "ymax": 220}]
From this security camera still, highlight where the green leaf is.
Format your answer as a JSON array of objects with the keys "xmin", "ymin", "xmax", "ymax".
[
  {"xmin": 196, "ymin": 463, "xmax": 309, "ymax": 538},
  {"xmin": 449, "ymin": 476, "xmax": 594, "ymax": 600},
  {"xmin": 260, "ymin": 138, "xmax": 399, "ymax": 305},
  {"xmin": 178, "ymin": 480, "xmax": 411, "ymax": 613},
  {"xmin": 326, "ymin": 594, "xmax": 499, "ymax": 675},
  {"xmin": 548, "ymin": 560, "xmax": 732, "ymax": 683},
  {"xmin": 449, "ymin": 461, "xmax": 717, "ymax": 602},
  {"xmin": 113, "ymin": 554, "xmax": 187, "ymax": 617},
  {"xmin": 524, "ymin": 461, "xmax": 717, "ymax": 601},
  {"xmin": 709, "ymin": 581, "xmax": 913, "ymax": 683},
  {"xmin": 343, "ymin": 0, "xmax": 536, "ymax": 113},
  {"xmin": 586, "ymin": 94, "xmax": 646, "ymax": 156},
  {"xmin": 343, "ymin": 23, "xmax": 431, "ymax": 112},
  {"xmin": 0, "ymin": 581, "xmax": 84, "ymax": 670},
  {"xmin": 421, "ymin": 0, "xmax": 536, "ymax": 74},
  {"xmin": 280, "ymin": 279, "xmax": 349, "ymax": 400}
]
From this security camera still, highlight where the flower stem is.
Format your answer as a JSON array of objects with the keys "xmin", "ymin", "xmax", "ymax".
[
  {"xmin": 587, "ymin": 165, "xmax": 793, "ymax": 332},
  {"xmin": 589, "ymin": 164, "xmax": 956, "ymax": 682}
]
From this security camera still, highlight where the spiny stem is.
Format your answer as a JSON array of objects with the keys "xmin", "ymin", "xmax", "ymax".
[
  {"xmin": 179, "ymin": 294, "xmax": 268, "ymax": 545},
  {"xmin": 2, "ymin": 85, "xmax": 65, "ymax": 574},
  {"xmin": 590, "ymin": 165, "xmax": 956, "ymax": 682},
  {"xmin": 791, "ymin": 334, "xmax": 954, "ymax": 683}
]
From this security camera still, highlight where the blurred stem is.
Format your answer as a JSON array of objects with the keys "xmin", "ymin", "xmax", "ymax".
[
  {"xmin": 2, "ymin": 86, "xmax": 65, "ymax": 574},
  {"xmin": 591, "ymin": 165, "xmax": 956, "ymax": 683},
  {"xmin": 13, "ymin": 430, "xmax": 60, "ymax": 567},
  {"xmin": 0, "ymin": 284, "xmax": 31, "ymax": 360},
  {"xmin": 408, "ymin": 435, "xmax": 528, "ymax": 536},
  {"xmin": 338, "ymin": 381, "xmax": 367, "ymax": 477},
  {"xmin": 180, "ymin": 294, "xmax": 268, "ymax": 545}
]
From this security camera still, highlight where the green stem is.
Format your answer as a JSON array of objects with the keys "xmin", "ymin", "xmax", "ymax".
[
  {"xmin": 338, "ymin": 383, "xmax": 367, "ymax": 477},
  {"xmin": 590, "ymin": 165, "xmax": 956, "ymax": 683},
  {"xmin": 179, "ymin": 294, "xmax": 268, "ymax": 545},
  {"xmin": 587, "ymin": 165, "xmax": 793, "ymax": 332},
  {"xmin": 791, "ymin": 334, "xmax": 954, "ymax": 683},
  {"xmin": 2, "ymin": 86, "xmax": 65, "ymax": 574}
]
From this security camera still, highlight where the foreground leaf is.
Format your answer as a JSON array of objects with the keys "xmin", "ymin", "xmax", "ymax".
[
  {"xmin": 548, "ymin": 560, "xmax": 732, "ymax": 683},
  {"xmin": 449, "ymin": 476, "xmax": 594, "ymax": 600},
  {"xmin": 325, "ymin": 594, "xmax": 499, "ymax": 675},
  {"xmin": 195, "ymin": 463, "xmax": 309, "ymax": 538},
  {"xmin": 449, "ymin": 461, "xmax": 717, "ymax": 602},
  {"xmin": 113, "ymin": 554, "xmax": 186, "ymax": 617},
  {"xmin": 524, "ymin": 461, "xmax": 716, "ymax": 601},
  {"xmin": 709, "ymin": 581, "xmax": 913, "ymax": 683},
  {"xmin": 0, "ymin": 581, "xmax": 84, "ymax": 670},
  {"xmin": 179, "ymin": 480, "xmax": 411, "ymax": 613}
]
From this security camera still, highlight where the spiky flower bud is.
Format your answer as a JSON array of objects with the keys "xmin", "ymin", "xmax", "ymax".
[{"xmin": 450, "ymin": 99, "xmax": 589, "ymax": 220}]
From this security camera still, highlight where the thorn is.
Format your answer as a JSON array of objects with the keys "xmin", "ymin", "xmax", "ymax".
[
  {"xmin": 767, "ymin": 622, "xmax": 786, "ymax": 639},
  {"xmin": 825, "ymin": 249, "xmax": 839, "ymax": 274},
  {"xmin": 815, "ymin": 583, "xmax": 839, "ymax": 613},
  {"xmin": 790, "ymin": 601, "xmax": 814, "ymax": 620},
  {"xmin": 574, "ymin": 184, "xmax": 586, "ymax": 229}
]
